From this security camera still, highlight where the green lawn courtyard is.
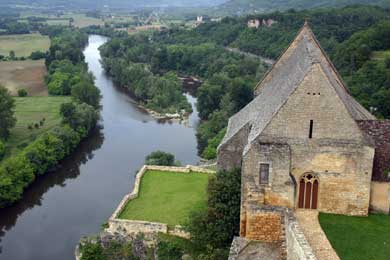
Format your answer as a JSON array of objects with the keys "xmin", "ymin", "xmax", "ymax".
[
  {"xmin": 119, "ymin": 170, "xmax": 210, "ymax": 226},
  {"xmin": 319, "ymin": 213, "xmax": 390, "ymax": 260}
]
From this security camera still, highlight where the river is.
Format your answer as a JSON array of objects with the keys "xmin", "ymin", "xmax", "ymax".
[{"xmin": 0, "ymin": 35, "xmax": 200, "ymax": 260}]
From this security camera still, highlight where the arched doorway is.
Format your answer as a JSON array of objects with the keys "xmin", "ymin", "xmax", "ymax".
[{"xmin": 298, "ymin": 173, "xmax": 319, "ymax": 209}]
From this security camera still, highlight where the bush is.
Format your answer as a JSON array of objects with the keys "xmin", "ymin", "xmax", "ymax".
[
  {"xmin": 17, "ymin": 89, "xmax": 28, "ymax": 97},
  {"xmin": 186, "ymin": 168, "xmax": 241, "ymax": 255},
  {"xmin": 0, "ymin": 140, "xmax": 5, "ymax": 159},
  {"xmin": 145, "ymin": 150, "xmax": 175, "ymax": 166},
  {"xmin": 29, "ymin": 51, "xmax": 46, "ymax": 60},
  {"xmin": 157, "ymin": 239, "xmax": 184, "ymax": 260}
]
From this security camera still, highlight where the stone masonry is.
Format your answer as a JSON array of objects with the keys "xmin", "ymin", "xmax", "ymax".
[{"xmin": 218, "ymin": 22, "xmax": 389, "ymax": 259}]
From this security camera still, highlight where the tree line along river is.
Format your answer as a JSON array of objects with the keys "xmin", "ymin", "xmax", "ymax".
[{"xmin": 0, "ymin": 35, "xmax": 200, "ymax": 260}]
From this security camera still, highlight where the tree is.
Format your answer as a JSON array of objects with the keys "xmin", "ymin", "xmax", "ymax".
[
  {"xmin": 71, "ymin": 77, "xmax": 101, "ymax": 109},
  {"xmin": 0, "ymin": 86, "xmax": 16, "ymax": 139},
  {"xmin": 9, "ymin": 50, "xmax": 15, "ymax": 60},
  {"xmin": 145, "ymin": 151, "xmax": 175, "ymax": 166},
  {"xmin": 186, "ymin": 168, "xmax": 241, "ymax": 256}
]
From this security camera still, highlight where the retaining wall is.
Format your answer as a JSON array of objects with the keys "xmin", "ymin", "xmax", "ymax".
[
  {"xmin": 284, "ymin": 209, "xmax": 316, "ymax": 260},
  {"xmin": 107, "ymin": 165, "xmax": 214, "ymax": 238}
]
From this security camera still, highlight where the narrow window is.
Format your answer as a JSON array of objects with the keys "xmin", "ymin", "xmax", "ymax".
[
  {"xmin": 259, "ymin": 163, "xmax": 270, "ymax": 184},
  {"xmin": 309, "ymin": 120, "xmax": 313, "ymax": 139}
]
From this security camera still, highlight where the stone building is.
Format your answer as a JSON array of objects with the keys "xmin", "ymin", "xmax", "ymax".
[{"xmin": 217, "ymin": 22, "xmax": 390, "ymax": 244}]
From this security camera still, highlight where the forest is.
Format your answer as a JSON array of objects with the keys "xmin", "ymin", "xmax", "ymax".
[{"xmin": 100, "ymin": 5, "xmax": 390, "ymax": 160}]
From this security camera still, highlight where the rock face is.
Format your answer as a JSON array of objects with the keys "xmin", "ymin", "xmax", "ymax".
[{"xmin": 218, "ymin": 22, "xmax": 387, "ymax": 246}]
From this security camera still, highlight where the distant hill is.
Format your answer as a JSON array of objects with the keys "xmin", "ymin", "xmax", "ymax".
[
  {"xmin": 1, "ymin": 0, "xmax": 227, "ymax": 10},
  {"xmin": 218, "ymin": 0, "xmax": 390, "ymax": 15}
]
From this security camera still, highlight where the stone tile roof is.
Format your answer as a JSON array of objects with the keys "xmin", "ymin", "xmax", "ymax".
[
  {"xmin": 357, "ymin": 120, "xmax": 390, "ymax": 182},
  {"xmin": 220, "ymin": 22, "xmax": 375, "ymax": 149}
]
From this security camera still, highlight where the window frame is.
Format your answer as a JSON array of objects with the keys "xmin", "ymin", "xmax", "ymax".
[{"xmin": 259, "ymin": 162, "xmax": 271, "ymax": 185}]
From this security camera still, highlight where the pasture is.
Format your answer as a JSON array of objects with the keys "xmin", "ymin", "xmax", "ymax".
[
  {"xmin": 0, "ymin": 33, "xmax": 50, "ymax": 57},
  {"xmin": 0, "ymin": 60, "xmax": 48, "ymax": 96},
  {"xmin": 3, "ymin": 96, "xmax": 70, "ymax": 158}
]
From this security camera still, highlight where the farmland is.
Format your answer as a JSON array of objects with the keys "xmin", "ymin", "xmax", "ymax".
[
  {"xmin": 1, "ymin": 96, "xmax": 70, "ymax": 159},
  {"xmin": 0, "ymin": 60, "xmax": 48, "ymax": 96},
  {"xmin": 0, "ymin": 34, "xmax": 50, "ymax": 57}
]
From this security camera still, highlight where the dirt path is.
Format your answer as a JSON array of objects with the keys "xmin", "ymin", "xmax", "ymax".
[
  {"xmin": 295, "ymin": 210, "xmax": 340, "ymax": 260},
  {"xmin": 224, "ymin": 47, "xmax": 275, "ymax": 66}
]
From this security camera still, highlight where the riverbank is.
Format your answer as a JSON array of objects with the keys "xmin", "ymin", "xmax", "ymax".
[{"xmin": 0, "ymin": 34, "xmax": 200, "ymax": 260}]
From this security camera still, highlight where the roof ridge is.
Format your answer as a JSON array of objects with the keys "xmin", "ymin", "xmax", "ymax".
[{"xmin": 254, "ymin": 22, "xmax": 308, "ymax": 95}]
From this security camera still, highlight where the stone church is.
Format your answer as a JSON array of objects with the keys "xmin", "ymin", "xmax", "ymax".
[{"xmin": 217, "ymin": 22, "xmax": 390, "ymax": 242}]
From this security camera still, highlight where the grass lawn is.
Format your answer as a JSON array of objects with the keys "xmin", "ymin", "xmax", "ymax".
[
  {"xmin": 0, "ymin": 34, "xmax": 50, "ymax": 57},
  {"xmin": 319, "ymin": 213, "xmax": 390, "ymax": 260},
  {"xmin": 2, "ymin": 96, "xmax": 70, "ymax": 159},
  {"xmin": 119, "ymin": 170, "xmax": 209, "ymax": 226},
  {"xmin": 0, "ymin": 59, "xmax": 47, "ymax": 96}
]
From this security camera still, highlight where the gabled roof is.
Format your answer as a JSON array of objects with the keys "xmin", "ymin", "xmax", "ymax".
[{"xmin": 219, "ymin": 22, "xmax": 375, "ymax": 149}]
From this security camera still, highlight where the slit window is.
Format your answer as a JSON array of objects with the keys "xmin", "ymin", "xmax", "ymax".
[
  {"xmin": 260, "ymin": 163, "xmax": 270, "ymax": 184},
  {"xmin": 309, "ymin": 120, "xmax": 314, "ymax": 139}
]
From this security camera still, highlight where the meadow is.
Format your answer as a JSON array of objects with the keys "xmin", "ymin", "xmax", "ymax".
[
  {"xmin": 119, "ymin": 170, "xmax": 209, "ymax": 226},
  {"xmin": 0, "ymin": 34, "xmax": 50, "ymax": 57},
  {"xmin": 2, "ymin": 96, "xmax": 70, "ymax": 158},
  {"xmin": 0, "ymin": 60, "xmax": 48, "ymax": 96}
]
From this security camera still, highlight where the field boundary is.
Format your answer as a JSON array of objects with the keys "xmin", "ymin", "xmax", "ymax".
[{"xmin": 107, "ymin": 165, "xmax": 214, "ymax": 238}]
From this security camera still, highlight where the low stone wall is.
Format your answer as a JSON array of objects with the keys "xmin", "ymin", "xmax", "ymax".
[
  {"xmin": 284, "ymin": 209, "xmax": 316, "ymax": 260},
  {"xmin": 107, "ymin": 165, "xmax": 214, "ymax": 238},
  {"xmin": 370, "ymin": 181, "xmax": 390, "ymax": 214}
]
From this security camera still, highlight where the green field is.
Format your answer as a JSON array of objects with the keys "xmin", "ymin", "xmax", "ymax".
[
  {"xmin": 371, "ymin": 50, "xmax": 390, "ymax": 61},
  {"xmin": 0, "ymin": 34, "xmax": 50, "ymax": 57},
  {"xmin": 64, "ymin": 14, "xmax": 104, "ymax": 28},
  {"xmin": 119, "ymin": 170, "xmax": 209, "ymax": 226},
  {"xmin": 319, "ymin": 213, "xmax": 390, "ymax": 260},
  {"xmin": 3, "ymin": 96, "xmax": 70, "ymax": 158}
]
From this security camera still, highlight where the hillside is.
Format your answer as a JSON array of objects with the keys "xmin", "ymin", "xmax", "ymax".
[
  {"xmin": 1, "ymin": 0, "xmax": 226, "ymax": 10},
  {"xmin": 218, "ymin": 0, "xmax": 390, "ymax": 15},
  {"xmin": 114, "ymin": 6, "xmax": 390, "ymax": 159}
]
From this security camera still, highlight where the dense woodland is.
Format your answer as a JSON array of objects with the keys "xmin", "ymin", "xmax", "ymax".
[{"xmin": 100, "ymin": 5, "xmax": 390, "ymax": 160}]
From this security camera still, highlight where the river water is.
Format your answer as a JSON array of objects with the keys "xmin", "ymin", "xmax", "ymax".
[{"xmin": 0, "ymin": 35, "xmax": 200, "ymax": 260}]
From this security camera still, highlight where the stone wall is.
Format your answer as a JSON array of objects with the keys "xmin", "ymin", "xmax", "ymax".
[
  {"xmin": 217, "ymin": 124, "xmax": 250, "ymax": 171},
  {"xmin": 245, "ymin": 211, "xmax": 282, "ymax": 242},
  {"xmin": 358, "ymin": 120, "xmax": 390, "ymax": 182},
  {"xmin": 284, "ymin": 209, "xmax": 316, "ymax": 260},
  {"xmin": 231, "ymin": 208, "xmax": 316, "ymax": 260},
  {"xmin": 290, "ymin": 143, "xmax": 374, "ymax": 216},
  {"xmin": 370, "ymin": 181, "xmax": 390, "ymax": 214},
  {"xmin": 108, "ymin": 165, "xmax": 214, "ymax": 238},
  {"xmin": 107, "ymin": 219, "xmax": 168, "ymax": 235}
]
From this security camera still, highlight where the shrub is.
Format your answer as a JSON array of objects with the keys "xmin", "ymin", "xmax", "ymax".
[
  {"xmin": 157, "ymin": 239, "xmax": 184, "ymax": 260},
  {"xmin": 80, "ymin": 242, "xmax": 105, "ymax": 260},
  {"xmin": 186, "ymin": 168, "xmax": 241, "ymax": 255},
  {"xmin": 0, "ymin": 140, "xmax": 5, "ymax": 159},
  {"xmin": 17, "ymin": 89, "xmax": 28, "ymax": 97},
  {"xmin": 29, "ymin": 51, "xmax": 46, "ymax": 60},
  {"xmin": 145, "ymin": 150, "xmax": 175, "ymax": 166}
]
